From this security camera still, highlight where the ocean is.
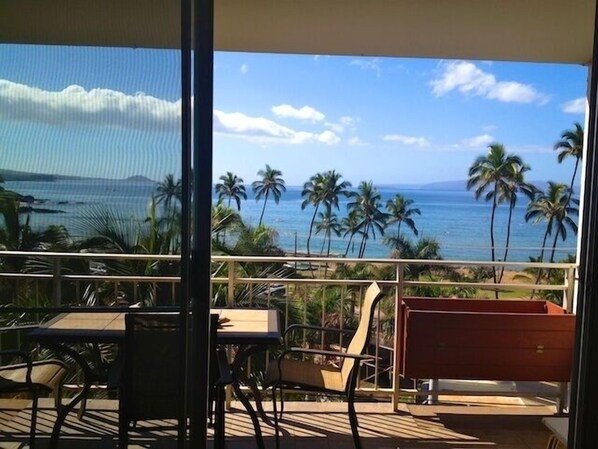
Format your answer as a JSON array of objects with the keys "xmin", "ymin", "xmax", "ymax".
[{"xmin": 4, "ymin": 179, "xmax": 577, "ymax": 262}]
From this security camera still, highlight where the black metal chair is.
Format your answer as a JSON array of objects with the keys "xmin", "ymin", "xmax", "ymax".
[
  {"xmin": 263, "ymin": 282, "xmax": 384, "ymax": 449},
  {"xmin": 118, "ymin": 312, "xmax": 231, "ymax": 448},
  {"xmin": 0, "ymin": 332, "xmax": 68, "ymax": 449}
]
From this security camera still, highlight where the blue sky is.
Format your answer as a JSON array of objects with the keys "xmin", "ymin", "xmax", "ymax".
[{"xmin": 0, "ymin": 44, "xmax": 588, "ymax": 186}]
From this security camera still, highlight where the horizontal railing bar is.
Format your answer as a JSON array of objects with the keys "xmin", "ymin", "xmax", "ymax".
[
  {"xmin": 61, "ymin": 275, "xmax": 180, "ymax": 282},
  {"xmin": 403, "ymin": 281, "xmax": 568, "ymax": 291},
  {"xmin": 0, "ymin": 250, "xmax": 577, "ymax": 269},
  {"xmin": 0, "ymin": 250, "xmax": 180, "ymax": 260},
  {"xmin": 0, "ymin": 273, "xmax": 52, "ymax": 279},
  {"xmin": 400, "ymin": 389, "xmax": 562, "ymax": 397},
  {"xmin": 0, "ymin": 306, "xmax": 182, "ymax": 313}
]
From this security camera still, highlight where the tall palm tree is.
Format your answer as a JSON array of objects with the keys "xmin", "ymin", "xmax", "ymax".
[
  {"xmin": 497, "ymin": 164, "xmax": 536, "ymax": 281},
  {"xmin": 467, "ymin": 144, "xmax": 523, "ymax": 286},
  {"xmin": 252, "ymin": 164, "xmax": 286, "ymax": 226},
  {"xmin": 347, "ymin": 181, "xmax": 388, "ymax": 258},
  {"xmin": 314, "ymin": 210, "xmax": 342, "ymax": 257},
  {"xmin": 302, "ymin": 170, "xmax": 351, "ymax": 257},
  {"xmin": 215, "ymin": 171, "xmax": 247, "ymax": 211},
  {"xmin": 155, "ymin": 174, "xmax": 182, "ymax": 212},
  {"xmin": 301, "ymin": 172, "xmax": 327, "ymax": 258},
  {"xmin": 526, "ymin": 182, "xmax": 579, "ymax": 282},
  {"xmin": 554, "ymin": 122, "xmax": 584, "ymax": 207},
  {"xmin": 386, "ymin": 194, "xmax": 420, "ymax": 249},
  {"xmin": 341, "ymin": 209, "xmax": 362, "ymax": 257}
]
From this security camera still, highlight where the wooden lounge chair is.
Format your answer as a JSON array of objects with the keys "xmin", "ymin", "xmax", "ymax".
[
  {"xmin": 264, "ymin": 282, "xmax": 384, "ymax": 449},
  {"xmin": 0, "ymin": 347, "xmax": 68, "ymax": 449}
]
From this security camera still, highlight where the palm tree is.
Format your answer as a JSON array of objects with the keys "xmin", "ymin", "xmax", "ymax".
[
  {"xmin": 497, "ymin": 164, "xmax": 536, "ymax": 281},
  {"xmin": 389, "ymin": 235, "xmax": 443, "ymax": 279},
  {"xmin": 554, "ymin": 122, "xmax": 584, "ymax": 207},
  {"xmin": 252, "ymin": 165, "xmax": 286, "ymax": 226},
  {"xmin": 347, "ymin": 181, "xmax": 388, "ymax": 258},
  {"xmin": 386, "ymin": 194, "xmax": 420, "ymax": 249},
  {"xmin": 155, "ymin": 174, "xmax": 182, "ymax": 212},
  {"xmin": 526, "ymin": 182, "xmax": 579, "ymax": 282},
  {"xmin": 302, "ymin": 170, "xmax": 351, "ymax": 258},
  {"xmin": 215, "ymin": 171, "xmax": 247, "ymax": 211},
  {"xmin": 301, "ymin": 172, "xmax": 327, "ymax": 258},
  {"xmin": 467, "ymin": 143, "xmax": 524, "ymax": 286},
  {"xmin": 341, "ymin": 209, "xmax": 362, "ymax": 257},
  {"xmin": 314, "ymin": 210, "xmax": 342, "ymax": 257}
]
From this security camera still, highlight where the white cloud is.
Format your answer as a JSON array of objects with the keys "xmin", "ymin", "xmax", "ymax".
[
  {"xmin": 430, "ymin": 61, "xmax": 548, "ymax": 104},
  {"xmin": 325, "ymin": 115, "xmax": 358, "ymax": 134},
  {"xmin": 240, "ymin": 64, "xmax": 249, "ymax": 75},
  {"xmin": 562, "ymin": 97, "xmax": 586, "ymax": 114},
  {"xmin": 271, "ymin": 104, "xmax": 325, "ymax": 122},
  {"xmin": 383, "ymin": 134, "xmax": 430, "ymax": 147},
  {"xmin": 348, "ymin": 136, "xmax": 366, "ymax": 146},
  {"xmin": 0, "ymin": 79, "xmax": 180, "ymax": 131},
  {"xmin": 460, "ymin": 134, "xmax": 494, "ymax": 148},
  {"xmin": 349, "ymin": 58, "xmax": 382, "ymax": 78},
  {"xmin": 0, "ymin": 79, "xmax": 341, "ymax": 146},
  {"xmin": 214, "ymin": 109, "xmax": 339, "ymax": 145}
]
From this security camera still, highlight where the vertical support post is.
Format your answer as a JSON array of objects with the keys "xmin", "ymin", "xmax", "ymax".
[
  {"xmin": 227, "ymin": 260, "xmax": 235, "ymax": 307},
  {"xmin": 392, "ymin": 260, "xmax": 404, "ymax": 410},
  {"xmin": 52, "ymin": 257, "xmax": 62, "ymax": 306},
  {"xmin": 569, "ymin": 2, "xmax": 598, "ymax": 446},
  {"xmin": 225, "ymin": 259, "xmax": 235, "ymax": 407},
  {"xmin": 564, "ymin": 266, "xmax": 576, "ymax": 313}
]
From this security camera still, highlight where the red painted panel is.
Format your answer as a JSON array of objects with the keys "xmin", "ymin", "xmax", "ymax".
[{"xmin": 399, "ymin": 299, "xmax": 575, "ymax": 382}]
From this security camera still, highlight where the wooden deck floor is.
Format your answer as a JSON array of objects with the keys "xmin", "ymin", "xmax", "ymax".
[{"xmin": 0, "ymin": 399, "xmax": 558, "ymax": 449}]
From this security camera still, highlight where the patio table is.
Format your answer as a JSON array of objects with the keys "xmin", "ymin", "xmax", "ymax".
[{"xmin": 27, "ymin": 308, "xmax": 281, "ymax": 449}]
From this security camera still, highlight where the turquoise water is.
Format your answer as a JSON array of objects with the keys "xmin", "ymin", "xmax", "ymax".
[{"xmin": 4, "ymin": 179, "xmax": 577, "ymax": 262}]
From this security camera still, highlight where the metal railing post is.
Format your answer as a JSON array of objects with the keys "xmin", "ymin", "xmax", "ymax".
[
  {"xmin": 227, "ymin": 260, "xmax": 235, "ymax": 307},
  {"xmin": 392, "ymin": 260, "xmax": 404, "ymax": 410},
  {"xmin": 52, "ymin": 257, "xmax": 62, "ymax": 306},
  {"xmin": 226, "ymin": 259, "xmax": 235, "ymax": 408},
  {"xmin": 564, "ymin": 266, "xmax": 576, "ymax": 313}
]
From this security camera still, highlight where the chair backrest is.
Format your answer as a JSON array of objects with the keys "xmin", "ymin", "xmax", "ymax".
[
  {"xmin": 123, "ymin": 313, "xmax": 182, "ymax": 420},
  {"xmin": 340, "ymin": 282, "xmax": 384, "ymax": 390}
]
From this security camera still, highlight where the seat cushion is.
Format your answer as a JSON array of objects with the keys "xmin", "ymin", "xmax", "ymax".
[
  {"xmin": 265, "ymin": 358, "xmax": 345, "ymax": 392},
  {"xmin": 0, "ymin": 360, "xmax": 68, "ymax": 393}
]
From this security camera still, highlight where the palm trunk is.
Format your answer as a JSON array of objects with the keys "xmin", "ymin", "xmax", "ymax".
[
  {"xmin": 222, "ymin": 197, "xmax": 232, "ymax": 245},
  {"xmin": 324, "ymin": 230, "xmax": 332, "ymax": 278},
  {"xmin": 499, "ymin": 200, "xmax": 515, "ymax": 282},
  {"xmin": 306, "ymin": 205, "xmax": 319, "ymax": 257},
  {"xmin": 566, "ymin": 158, "xmax": 580, "ymax": 208},
  {"xmin": 489, "ymin": 185, "xmax": 498, "ymax": 298},
  {"xmin": 549, "ymin": 221, "xmax": 562, "ymax": 263},
  {"xmin": 319, "ymin": 233, "xmax": 327, "ymax": 255},
  {"xmin": 258, "ymin": 192, "xmax": 269, "ymax": 226},
  {"xmin": 359, "ymin": 224, "xmax": 369, "ymax": 258},
  {"xmin": 344, "ymin": 233, "xmax": 355, "ymax": 257},
  {"xmin": 395, "ymin": 222, "xmax": 401, "ymax": 249},
  {"xmin": 534, "ymin": 224, "xmax": 551, "ymax": 287}
]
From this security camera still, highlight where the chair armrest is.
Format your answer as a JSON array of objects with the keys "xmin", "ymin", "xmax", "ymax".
[
  {"xmin": 282, "ymin": 347, "xmax": 375, "ymax": 361},
  {"xmin": 0, "ymin": 349, "xmax": 34, "ymax": 386},
  {"xmin": 283, "ymin": 324, "xmax": 354, "ymax": 343}
]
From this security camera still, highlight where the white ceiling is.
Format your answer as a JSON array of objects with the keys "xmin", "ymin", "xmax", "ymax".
[{"xmin": 0, "ymin": 0, "xmax": 595, "ymax": 64}]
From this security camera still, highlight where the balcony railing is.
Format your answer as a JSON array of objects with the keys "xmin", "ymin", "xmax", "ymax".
[{"xmin": 0, "ymin": 250, "xmax": 577, "ymax": 404}]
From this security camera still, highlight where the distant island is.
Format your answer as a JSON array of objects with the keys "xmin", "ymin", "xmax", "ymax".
[{"xmin": 0, "ymin": 169, "xmax": 156, "ymax": 183}]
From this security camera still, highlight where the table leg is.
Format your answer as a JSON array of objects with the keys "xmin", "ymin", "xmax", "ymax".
[
  {"xmin": 44, "ymin": 343, "xmax": 99, "ymax": 449},
  {"xmin": 231, "ymin": 345, "xmax": 269, "ymax": 449}
]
